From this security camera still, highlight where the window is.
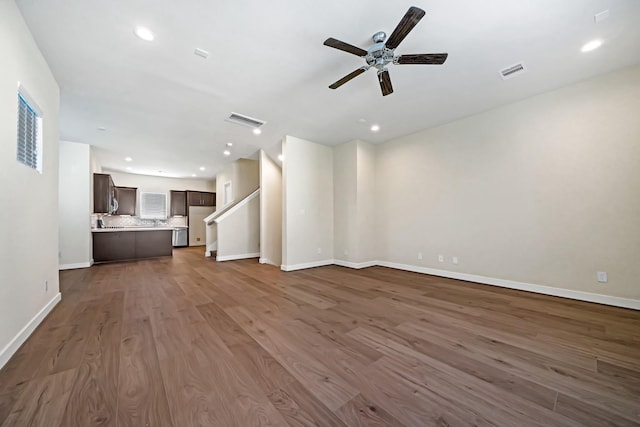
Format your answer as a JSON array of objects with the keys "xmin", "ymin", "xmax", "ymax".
[
  {"xmin": 140, "ymin": 192, "xmax": 167, "ymax": 219},
  {"xmin": 16, "ymin": 86, "xmax": 43, "ymax": 172}
]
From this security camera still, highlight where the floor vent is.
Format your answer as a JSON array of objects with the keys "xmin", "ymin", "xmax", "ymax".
[
  {"xmin": 225, "ymin": 112, "xmax": 266, "ymax": 129},
  {"xmin": 499, "ymin": 62, "xmax": 527, "ymax": 80}
]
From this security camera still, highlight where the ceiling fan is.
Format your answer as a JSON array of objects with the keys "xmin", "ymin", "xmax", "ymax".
[{"xmin": 323, "ymin": 6, "xmax": 448, "ymax": 96}]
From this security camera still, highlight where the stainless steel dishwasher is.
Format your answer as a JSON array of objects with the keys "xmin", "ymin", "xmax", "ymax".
[{"xmin": 172, "ymin": 227, "xmax": 188, "ymax": 247}]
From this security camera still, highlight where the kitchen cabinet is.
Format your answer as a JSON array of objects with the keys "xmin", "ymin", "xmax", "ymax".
[
  {"xmin": 93, "ymin": 229, "xmax": 172, "ymax": 262},
  {"xmin": 187, "ymin": 191, "xmax": 215, "ymax": 207},
  {"xmin": 135, "ymin": 231, "xmax": 173, "ymax": 258},
  {"xmin": 93, "ymin": 173, "xmax": 115, "ymax": 214},
  {"xmin": 92, "ymin": 231, "xmax": 136, "ymax": 262},
  {"xmin": 170, "ymin": 190, "xmax": 187, "ymax": 216},
  {"xmin": 114, "ymin": 186, "xmax": 137, "ymax": 216}
]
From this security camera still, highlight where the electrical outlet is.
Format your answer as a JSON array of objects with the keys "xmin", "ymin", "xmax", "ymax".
[
  {"xmin": 597, "ymin": 271, "xmax": 608, "ymax": 283},
  {"xmin": 317, "ymin": 247, "xmax": 322, "ymax": 254},
  {"xmin": 417, "ymin": 252, "xmax": 423, "ymax": 260},
  {"xmin": 452, "ymin": 256, "xmax": 459, "ymax": 265},
  {"xmin": 196, "ymin": 237, "xmax": 201, "ymax": 242},
  {"xmin": 438, "ymin": 255, "xmax": 444, "ymax": 263}
]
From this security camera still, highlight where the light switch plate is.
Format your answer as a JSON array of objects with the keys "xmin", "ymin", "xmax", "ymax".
[{"xmin": 597, "ymin": 271, "xmax": 608, "ymax": 283}]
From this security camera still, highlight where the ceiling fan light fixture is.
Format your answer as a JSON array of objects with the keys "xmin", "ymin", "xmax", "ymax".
[{"xmin": 134, "ymin": 26, "xmax": 154, "ymax": 41}]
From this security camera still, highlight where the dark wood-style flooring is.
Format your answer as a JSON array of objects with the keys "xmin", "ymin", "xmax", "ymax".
[{"xmin": 1, "ymin": 247, "xmax": 639, "ymax": 426}]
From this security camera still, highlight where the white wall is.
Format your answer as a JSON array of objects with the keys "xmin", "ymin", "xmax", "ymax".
[
  {"xmin": 376, "ymin": 64, "xmax": 640, "ymax": 301},
  {"xmin": 0, "ymin": 0, "xmax": 60, "ymax": 367},
  {"xmin": 282, "ymin": 136, "xmax": 334, "ymax": 270},
  {"xmin": 216, "ymin": 193, "xmax": 260, "ymax": 261},
  {"xmin": 59, "ymin": 141, "xmax": 91, "ymax": 269},
  {"xmin": 259, "ymin": 150, "xmax": 282, "ymax": 266}
]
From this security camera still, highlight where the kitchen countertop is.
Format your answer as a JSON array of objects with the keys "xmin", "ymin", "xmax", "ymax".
[{"xmin": 92, "ymin": 226, "xmax": 181, "ymax": 233}]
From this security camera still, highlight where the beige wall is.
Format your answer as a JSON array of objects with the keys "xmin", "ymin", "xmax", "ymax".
[
  {"xmin": 0, "ymin": 0, "xmax": 60, "ymax": 367},
  {"xmin": 216, "ymin": 194, "xmax": 260, "ymax": 260},
  {"xmin": 215, "ymin": 158, "xmax": 259, "ymax": 208},
  {"xmin": 259, "ymin": 150, "xmax": 283, "ymax": 266},
  {"xmin": 356, "ymin": 141, "xmax": 377, "ymax": 263},
  {"xmin": 333, "ymin": 141, "xmax": 358, "ymax": 262},
  {"xmin": 333, "ymin": 140, "xmax": 377, "ymax": 265},
  {"xmin": 376, "ymin": 64, "xmax": 640, "ymax": 300},
  {"xmin": 58, "ymin": 141, "xmax": 91, "ymax": 268},
  {"xmin": 282, "ymin": 135, "xmax": 334, "ymax": 269},
  {"xmin": 234, "ymin": 158, "xmax": 260, "ymax": 201}
]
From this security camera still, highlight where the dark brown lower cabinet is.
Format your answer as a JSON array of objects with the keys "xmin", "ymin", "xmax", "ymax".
[
  {"xmin": 135, "ymin": 231, "xmax": 173, "ymax": 258},
  {"xmin": 92, "ymin": 230, "xmax": 172, "ymax": 262}
]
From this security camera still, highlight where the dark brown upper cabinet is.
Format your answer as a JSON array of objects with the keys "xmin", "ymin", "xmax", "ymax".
[
  {"xmin": 187, "ymin": 191, "xmax": 215, "ymax": 207},
  {"xmin": 170, "ymin": 190, "xmax": 187, "ymax": 216},
  {"xmin": 93, "ymin": 173, "xmax": 115, "ymax": 214},
  {"xmin": 114, "ymin": 186, "xmax": 137, "ymax": 216}
]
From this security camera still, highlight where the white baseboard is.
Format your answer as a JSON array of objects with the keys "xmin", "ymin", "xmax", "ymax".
[
  {"xmin": 259, "ymin": 258, "xmax": 279, "ymax": 266},
  {"xmin": 376, "ymin": 261, "xmax": 640, "ymax": 311},
  {"xmin": 0, "ymin": 293, "xmax": 62, "ymax": 369},
  {"xmin": 333, "ymin": 259, "xmax": 378, "ymax": 269},
  {"xmin": 205, "ymin": 251, "xmax": 211, "ymax": 258},
  {"xmin": 216, "ymin": 252, "xmax": 260, "ymax": 262},
  {"xmin": 281, "ymin": 259, "xmax": 334, "ymax": 272},
  {"xmin": 59, "ymin": 261, "xmax": 91, "ymax": 271}
]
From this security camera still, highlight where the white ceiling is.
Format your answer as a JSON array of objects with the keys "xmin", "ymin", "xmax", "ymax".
[{"xmin": 16, "ymin": 0, "xmax": 640, "ymax": 179}]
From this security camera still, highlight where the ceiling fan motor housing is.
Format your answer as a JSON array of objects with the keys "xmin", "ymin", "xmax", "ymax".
[{"xmin": 366, "ymin": 37, "xmax": 395, "ymax": 70}]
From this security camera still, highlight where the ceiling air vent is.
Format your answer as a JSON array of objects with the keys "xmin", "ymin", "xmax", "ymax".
[
  {"xmin": 499, "ymin": 62, "xmax": 527, "ymax": 80},
  {"xmin": 225, "ymin": 112, "xmax": 266, "ymax": 129}
]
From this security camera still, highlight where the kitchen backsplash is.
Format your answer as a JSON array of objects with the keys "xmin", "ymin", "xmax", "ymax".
[{"xmin": 91, "ymin": 215, "xmax": 188, "ymax": 228}]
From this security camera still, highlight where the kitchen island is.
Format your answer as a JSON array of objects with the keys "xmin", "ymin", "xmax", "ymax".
[{"xmin": 92, "ymin": 227, "xmax": 174, "ymax": 263}]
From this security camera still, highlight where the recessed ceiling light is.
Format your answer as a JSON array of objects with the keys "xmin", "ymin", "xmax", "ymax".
[
  {"xmin": 226, "ymin": 142, "xmax": 233, "ymax": 147},
  {"xmin": 199, "ymin": 166, "xmax": 205, "ymax": 171},
  {"xmin": 581, "ymin": 39, "xmax": 602, "ymax": 53},
  {"xmin": 191, "ymin": 174, "xmax": 196, "ymax": 177},
  {"xmin": 277, "ymin": 154, "xmax": 284, "ymax": 162},
  {"xmin": 134, "ymin": 26, "xmax": 154, "ymax": 41},
  {"xmin": 125, "ymin": 157, "xmax": 133, "ymax": 162},
  {"xmin": 370, "ymin": 124, "xmax": 380, "ymax": 132},
  {"xmin": 126, "ymin": 167, "xmax": 132, "ymax": 171},
  {"xmin": 223, "ymin": 150, "xmax": 231, "ymax": 156},
  {"xmin": 194, "ymin": 48, "xmax": 209, "ymax": 59},
  {"xmin": 253, "ymin": 128, "xmax": 262, "ymax": 135}
]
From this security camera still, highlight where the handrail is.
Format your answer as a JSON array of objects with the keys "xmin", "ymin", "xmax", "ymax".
[{"xmin": 203, "ymin": 188, "xmax": 260, "ymax": 225}]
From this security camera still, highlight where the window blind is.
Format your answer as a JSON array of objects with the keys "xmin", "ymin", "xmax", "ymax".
[
  {"xmin": 17, "ymin": 93, "xmax": 41, "ymax": 171},
  {"xmin": 140, "ymin": 192, "xmax": 167, "ymax": 219}
]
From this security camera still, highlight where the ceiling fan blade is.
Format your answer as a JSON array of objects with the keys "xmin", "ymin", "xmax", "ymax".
[
  {"xmin": 385, "ymin": 6, "xmax": 426, "ymax": 50},
  {"xmin": 396, "ymin": 53, "xmax": 448, "ymax": 65},
  {"xmin": 329, "ymin": 67, "xmax": 368, "ymax": 89},
  {"xmin": 378, "ymin": 69, "xmax": 393, "ymax": 96},
  {"xmin": 323, "ymin": 37, "xmax": 368, "ymax": 57}
]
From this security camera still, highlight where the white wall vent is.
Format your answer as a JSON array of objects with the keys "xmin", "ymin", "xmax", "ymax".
[
  {"xmin": 225, "ymin": 112, "xmax": 266, "ymax": 129},
  {"xmin": 499, "ymin": 62, "xmax": 527, "ymax": 80}
]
